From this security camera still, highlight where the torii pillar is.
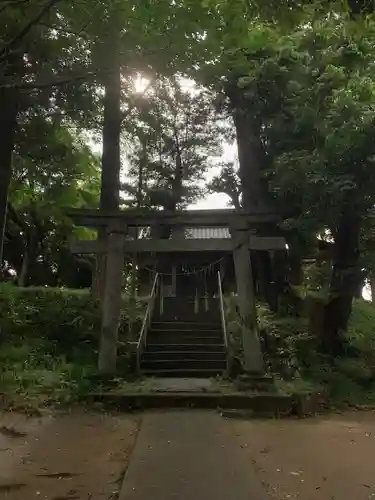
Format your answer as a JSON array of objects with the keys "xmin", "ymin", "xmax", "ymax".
[
  {"xmin": 230, "ymin": 220, "xmax": 264, "ymax": 374},
  {"xmin": 98, "ymin": 222, "xmax": 127, "ymax": 375}
]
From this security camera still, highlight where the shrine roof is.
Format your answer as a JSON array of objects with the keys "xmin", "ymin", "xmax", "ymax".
[
  {"xmin": 137, "ymin": 226, "xmax": 231, "ymax": 240},
  {"xmin": 185, "ymin": 227, "xmax": 230, "ymax": 239}
]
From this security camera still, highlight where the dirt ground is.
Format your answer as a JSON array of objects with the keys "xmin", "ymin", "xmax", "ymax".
[
  {"xmin": 229, "ymin": 410, "xmax": 375, "ymax": 499},
  {"xmin": 1, "ymin": 408, "xmax": 375, "ymax": 499},
  {"xmin": 0, "ymin": 409, "xmax": 139, "ymax": 500}
]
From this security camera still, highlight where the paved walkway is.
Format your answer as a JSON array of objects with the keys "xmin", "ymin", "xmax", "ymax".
[
  {"xmin": 152, "ymin": 377, "xmax": 218, "ymax": 392},
  {"xmin": 119, "ymin": 411, "xmax": 270, "ymax": 500}
]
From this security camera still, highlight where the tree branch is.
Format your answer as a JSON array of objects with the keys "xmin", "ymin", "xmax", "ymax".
[
  {"xmin": 7, "ymin": 202, "xmax": 28, "ymax": 231},
  {"xmin": 38, "ymin": 19, "xmax": 91, "ymax": 40},
  {"xmin": 0, "ymin": 0, "xmax": 32, "ymax": 15},
  {"xmin": 0, "ymin": 0, "xmax": 62, "ymax": 61},
  {"xmin": 0, "ymin": 68, "xmax": 98, "ymax": 90}
]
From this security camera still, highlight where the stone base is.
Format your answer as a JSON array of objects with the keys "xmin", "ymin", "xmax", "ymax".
[
  {"xmin": 292, "ymin": 391, "xmax": 329, "ymax": 418},
  {"xmin": 235, "ymin": 373, "xmax": 275, "ymax": 392},
  {"xmin": 88, "ymin": 391, "xmax": 294, "ymax": 417}
]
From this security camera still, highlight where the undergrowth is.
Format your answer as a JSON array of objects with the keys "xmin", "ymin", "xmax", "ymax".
[
  {"xmin": 0, "ymin": 284, "xmax": 145, "ymax": 409},
  {"xmin": 226, "ymin": 293, "xmax": 375, "ymax": 407},
  {"xmin": 2, "ymin": 282, "xmax": 375, "ymax": 411}
]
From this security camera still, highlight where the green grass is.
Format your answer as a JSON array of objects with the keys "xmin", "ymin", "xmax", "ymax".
[
  {"xmin": 0, "ymin": 341, "xmax": 98, "ymax": 410},
  {"xmin": 274, "ymin": 377, "xmax": 323, "ymax": 396}
]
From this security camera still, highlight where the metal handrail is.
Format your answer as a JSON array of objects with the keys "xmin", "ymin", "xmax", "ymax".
[
  {"xmin": 217, "ymin": 271, "xmax": 228, "ymax": 349},
  {"xmin": 136, "ymin": 273, "xmax": 159, "ymax": 372}
]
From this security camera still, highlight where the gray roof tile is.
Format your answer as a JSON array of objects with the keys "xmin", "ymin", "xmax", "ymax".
[
  {"xmin": 137, "ymin": 226, "xmax": 231, "ymax": 240},
  {"xmin": 185, "ymin": 227, "xmax": 230, "ymax": 239}
]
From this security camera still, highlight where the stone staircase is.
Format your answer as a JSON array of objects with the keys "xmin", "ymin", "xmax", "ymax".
[{"xmin": 139, "ymin": 297, "xmax": 228, "ymax": 377}]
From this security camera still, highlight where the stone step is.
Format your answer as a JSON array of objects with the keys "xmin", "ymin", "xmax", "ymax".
[
  {"xmin": 151, "ymin": 321, "xmax": 222, "ymax": 331},
  {"xmin": 149, "ymin": 328, "xmax": 223, "ymax": 334},
  {"xmin": 160, "ymin": 297, "xmax": 220, "ymax": 306},
  {"xmin": 156, "ymin": 311, "xmax": 221, "ymax": 319},
  {"xmin": 153, "ymin": 315, "xmax": 221, "ymax": 323},
  {"xmin": 146, "ymin": 343, "xmax": 226, "ymax": 353},
  {"xmin": 149, "ymin": 329, "xmax": 223, "ymax": 338},
  {"xmin": 140, "ymin": 359, "xmax": 227, "ymax": 371},
  {"xmin": 158, "ymin": 299, "xmax": 219, "ymax": 305},
  {"xmin": 142, "ymin": 351, "xmax": 227, "ymax": 361},
  {"xmin": 154, "ymin": 305, "xmax": 220, "ymax": 316},
  {"xmin": 90, "ymin": 391, "xmax": 295, "ymax": 415},
  {"xmin": 147, "ymin": 335, "xmax": 224, "ymax": 345},
  {"xmin": 140, "ymin": 368, "xmax": 225, "ymax": 378},
  {"xmin": 139, "ymin": 296, "xmax": 226, "ymax": 377},
  {"xmin": 158, "ymin": 305, "xmax": 220, "ymax": 313}
]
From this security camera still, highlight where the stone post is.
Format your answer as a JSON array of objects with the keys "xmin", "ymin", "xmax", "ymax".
[
  {"xmin": 98, "ymin": 224, "xmax": 126, "ymax": 375},
  {"xmin": 231, "ymin": 223, "xmax": 264, "ymax": 374}
]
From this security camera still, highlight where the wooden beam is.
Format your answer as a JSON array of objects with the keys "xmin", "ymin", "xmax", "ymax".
[
  {"xmin": 70, "ymin": 238, "xmax": 232, "ymax": 254},
  {"xmin": 71, "ymin": 235, "xmax": 286, "ymax": 254},
  {"xmin": 134, "ymin": 239, "xmax": 234, "ymax": 252},
  {"xmin": 67, "ymin": 208, "xmax": 279, "ymax": 228},
  {"xmin": 132, "ymin": 238, "xmax": 235, "ymax": 252}
]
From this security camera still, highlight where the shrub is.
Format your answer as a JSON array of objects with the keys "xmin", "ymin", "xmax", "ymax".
[
  {"xmin": 0, "ymin": 284, "xmax": 100, "ymax": 354},
  {"xmin": 346, "ymin": 299, "xmax": 375, "ymax": 377},
  {"xmin": 0, "ymin": 284, "xmax": 146, "ymax": 406},
  {"xmin": 225, "ymin": 293, "xmax": 375, "ymax": 407},
  {"xmin": 347, "ymin": 300, "xmax": 375, "ymax": 353},
  {"xmin": 258, "ymin": 302, "xmax": 312, "ymax": 380},
  {"xmin": 0, "ymin": 284, "xmax": 145, "ymax": 353}
]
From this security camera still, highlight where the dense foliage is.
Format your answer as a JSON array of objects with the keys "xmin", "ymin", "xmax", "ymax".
[
  {"xmin": 2, "ymin": 0, "xmax": 375, "ymax": 397},
  {"xmin": 226, "ymin": 294, "xmax": 375, "ymax": 406},
  {"xmin": 0, "ymin": 283, "xmax": 144, "ymax": 406},
  {"xmin": 123, "ymin": 76, "xmax": 225, "ymax": 208}
]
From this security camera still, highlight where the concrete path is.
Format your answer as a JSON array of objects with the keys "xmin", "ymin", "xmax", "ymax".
[
  {"xmin": 119, "ymin": 410, "xmax": 270, "ymax": 500},
  {"xmin": 152, "ymin": 377, "xmax": 218, "ymax": 392}
]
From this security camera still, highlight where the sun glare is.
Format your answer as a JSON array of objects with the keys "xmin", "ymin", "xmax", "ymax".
[{"xmin": 133, "ymin": 74, "xmax": 150, "ymax": 94}]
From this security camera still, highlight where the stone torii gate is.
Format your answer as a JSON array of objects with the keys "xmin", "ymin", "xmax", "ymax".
[{"xmin": 69, "ymin": 208, "xmax": 286, "ymax": 376}]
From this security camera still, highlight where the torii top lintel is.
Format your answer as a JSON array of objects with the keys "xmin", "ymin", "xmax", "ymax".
[{"xmin": 67, "ymin": 208, "xmax": 280, "ymax": 229}]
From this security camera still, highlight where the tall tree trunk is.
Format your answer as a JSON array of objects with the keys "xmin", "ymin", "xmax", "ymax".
[
  {"xmin": 289, "ymin": 254, "xmax": 303, "ymax": 286},
  {"xmin": 227, "ymin": 84, "xmax": 272, "ymax": 213},
  {"xmin": 17, "ymin": 224, "xmax": 38, "ymax": 287},
  {"xmin": 233, "ymin": 109, "xmax": 267, "ymax": 212},
  {"xmin": 136, "ymin": 139, "xmax": 146, "ymax": 208},
  {"xmin": 92, "ymin": 50, "xmax": 122, "ymax": 299},
  {"xmin": 172, "ymin": 148, "xmax": 183, "ymax": 208},
  {"xmin": 228, "ymin": 85, "xmax": 274, "ymax": 309},
  {"xmin": 0, "ymin": 0, "xmax": 58, "ymax": 271},
  {"xmin": 272, "ymin": 249, "xmax": 288, "ymax": 311},
  {"xmin": 171, "ymin": 144, "xmax": 185, "ymax": 239},
  {"xmin": 17, "ymin": 242, "xmax": 30, "ymax": 286},
  {"xmin": 130, "ymin": 141, "xmax": 147, "ymax": 296},
  {"xmin": 323, "ymin": 212, "xmax": 361, "ymax": 355},
  {"xmin": 0, "ymin": 80, "xmax": 19, "ymax": 270},
  {"xmin": 128, "ymin": 142, "xmax": 146, "ymax": 329},
  {"xmin": 287, "ymin": 233, "xmax": 304, "ymax": 286},
  {"xmin": 230, "ymin": 190, "xmax": 241, "ymax": 210}
]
